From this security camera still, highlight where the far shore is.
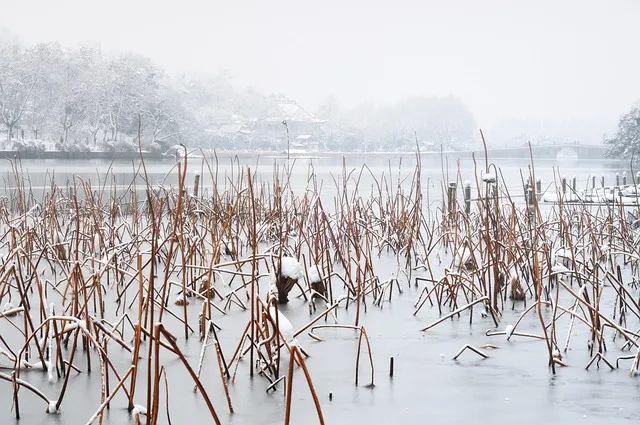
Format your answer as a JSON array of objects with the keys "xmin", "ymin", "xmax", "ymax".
[{"xmin": 0, "ymin": 146, "xmax": 614, "ymax": 161}]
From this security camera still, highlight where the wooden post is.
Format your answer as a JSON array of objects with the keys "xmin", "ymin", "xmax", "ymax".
[
  {"xmin": 536, "ymin": 177, "xmax": 541, "ymax": 195},
  {"xmin": 447, "ymin": 182, "xmax": 457, "ymax": 215},
  {"xmin": 561, "ymin": 176, "xmax": 567, "ymax": 194},
  {"xmin": 464, "ymin": 181, "xmax": 471, "ymax": 214},
  {"xmin": 572, "ymin": 176, "xmax": 576, "ymax": 192},
  {"xmin": 623, "ymin": 172, "xmax": 627, "ymax": 186},
  {"xmin": 601, "ymin": 175, "xmax": 605, "ymax": 188},
  {"xmin": 193, "ymin": 173, "xmax": 200, "ymax": 197},
  {"xmin": 616, "ymin": 173, "xmax": 620, "ymax": 187}
]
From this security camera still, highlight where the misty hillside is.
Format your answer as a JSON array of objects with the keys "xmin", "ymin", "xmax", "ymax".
[{"xmin": 0, "ymin": 36, "xmax": 482, "ymax": 154}]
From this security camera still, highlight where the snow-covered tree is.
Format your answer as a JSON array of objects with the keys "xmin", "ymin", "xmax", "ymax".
[
  {"xmin": 605, "ymin": 104, "xmax": 640, "ymax": 159},
  {"xmin": 23, "ymin": 43, "xmax": 65, "ymax": 140},
  {"xmin": 0, "ymin": 43, "xmax": 37, "ymax": 141},
  {"xmin": 0, "ymin": 33, "xmax": 481, "ymax": 154}
]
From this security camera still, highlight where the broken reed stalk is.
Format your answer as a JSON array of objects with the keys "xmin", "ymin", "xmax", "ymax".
[
  {"xmin": 420, "ymin": 297, "xmax": 489, "ymax": 332},
  {"xmin": 248, "ymin": 167, "xmax": 258, "ymax": 378},
  {"xmin": 284, "ymin": 343, "xmax": 325, "ymax": 425},
  {"xmin": 308, "ymin": 324, "xmax": 374, "ymax": 387},
  {"xmin": 86, "ymin": 366, "xmax": 135, "ymax": 425},
  {"xmin": 452, "ymin": 344, "xmax": 489, "ymax": 360},
  {"xmin": 157, "ymin": 324, "xmax": 222, "ymax": 425}
]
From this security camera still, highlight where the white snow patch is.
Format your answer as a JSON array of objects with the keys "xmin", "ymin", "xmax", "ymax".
[
  {"xmin": 578, "ymin": 284, "xmax": 588, "ymax": 298},
  {"xmin": 280, "ymin": 257, "xmax": 304, "ymax": 280},
  {"xmin": 132, "ymin": 404, "xmax": 147, "ymax": 416},
  {"xmin": 2, "ymin": 302, "xmax": 15, "ymax": 313},
  {"xmin": 307, "ymin": 265, "xmax": 322, "ymax": 284},
  {"xmin": 93, "ymin": 234, "xmax": 101, "ymax": 255},
  {"xmin": 505, "ymin": 325, "xmax": 515, "ymax": 338},
  {"xmin": 269, "ymin": 305, "xmax": 293, "ymax": 342},
  {"xmin": 23, "ymin": 359, "xmax": 51, "ymax": 370},
  {"xmin": 47, "ymin": 400, "xmax": 59, "ymax": 414},
  {"xmin": 482, "ymin": 173, "xmax": 496, "ymax": 183},
  {"xmin": 551, "ymin": 263, "xmax": 571, "ymax": 274},
  {"xmin": 27, "ymin": 203, "xmax": 41, "ymax": 217},
  {"xmin": 63, "ymin": 321, "xmax": 79, "ymax": 333},
  {"xmin": 268, "ymin": 282, "xmax": 279, "ymax": 300},
  {"xmin": 174, "ymin": 293, "xmax": 188, "ymax": 305}
]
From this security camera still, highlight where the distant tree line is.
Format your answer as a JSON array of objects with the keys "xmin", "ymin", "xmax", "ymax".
[
  {"xmin": 0, "ymin": 37, "xmax": 273, "ymax": 153},
  {"xmin": 315, "ymin": 95, "xmax": 477, "ymax": 152},
  {"xmin": 0, "ymin": 35, "xmax": 479, "ymax": 154}
]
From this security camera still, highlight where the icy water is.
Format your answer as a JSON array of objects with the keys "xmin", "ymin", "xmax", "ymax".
[
  {"xmin": 0, "ymin": 154, "xmax": 635, "ymax": 203},
  {"xmin": 1, "ymin": 154, "xmax": 639, "ymax": 425}
]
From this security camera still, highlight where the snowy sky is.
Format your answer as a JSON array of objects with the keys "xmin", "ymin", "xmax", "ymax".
[{"xmin": 1, "ymin": 0, "xmax": 639, "ymax": 138}]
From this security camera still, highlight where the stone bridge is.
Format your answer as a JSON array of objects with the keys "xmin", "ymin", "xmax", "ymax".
[
  {"xmin": 309, "ymin": 143, "xmax": 610, "ymax": 160},
  {"xmin": 476, "ymin": 143, "xmax": 607, "ymax": 160}
]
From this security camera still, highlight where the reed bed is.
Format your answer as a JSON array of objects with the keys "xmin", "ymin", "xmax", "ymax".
[{"xmin": 0, "ymin": 145, "xmax": 639, "ymax": 424}]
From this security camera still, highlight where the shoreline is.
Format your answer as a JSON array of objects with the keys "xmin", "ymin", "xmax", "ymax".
[
  {"xmin": 0, "ymin": 148, "xmax": 618, "ymax": 162},
  {"xmin": 0, "ymin": 150, "xmax": 166, "ymax": 161}
]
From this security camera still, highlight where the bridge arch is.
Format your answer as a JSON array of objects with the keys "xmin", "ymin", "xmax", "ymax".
[{"xmin": 555, "ymin": 147, "xmax": 579, "ymax": 160}]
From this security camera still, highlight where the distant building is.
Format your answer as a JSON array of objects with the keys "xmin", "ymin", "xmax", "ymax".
[
  {"xmin": 206, "ymin": 96, "xmax": 327, "ymax": 151},
  {"xmin": 291, "ymin": 134, "xmax": 322, "ymax": 153},
  {"xmin": 252, "ymin": 97, "xmax": 326, "ymax": 149},
  {"xmin": 205, "ymin": 116, "xmax": 255, "ymax": 149},
  {"xmin": 420, "ymin": 141, "xmax": 439, "ymax": 152}
]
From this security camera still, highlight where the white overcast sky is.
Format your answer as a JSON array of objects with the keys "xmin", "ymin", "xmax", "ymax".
[{"xmin": 1, "ymin": 0, "xmax": 639, "ymax": 137}]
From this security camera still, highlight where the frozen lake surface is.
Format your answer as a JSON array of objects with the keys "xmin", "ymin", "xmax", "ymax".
[{"xmin": 1, "ymin": 154, "xmax": 639, "ymax": 425}]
